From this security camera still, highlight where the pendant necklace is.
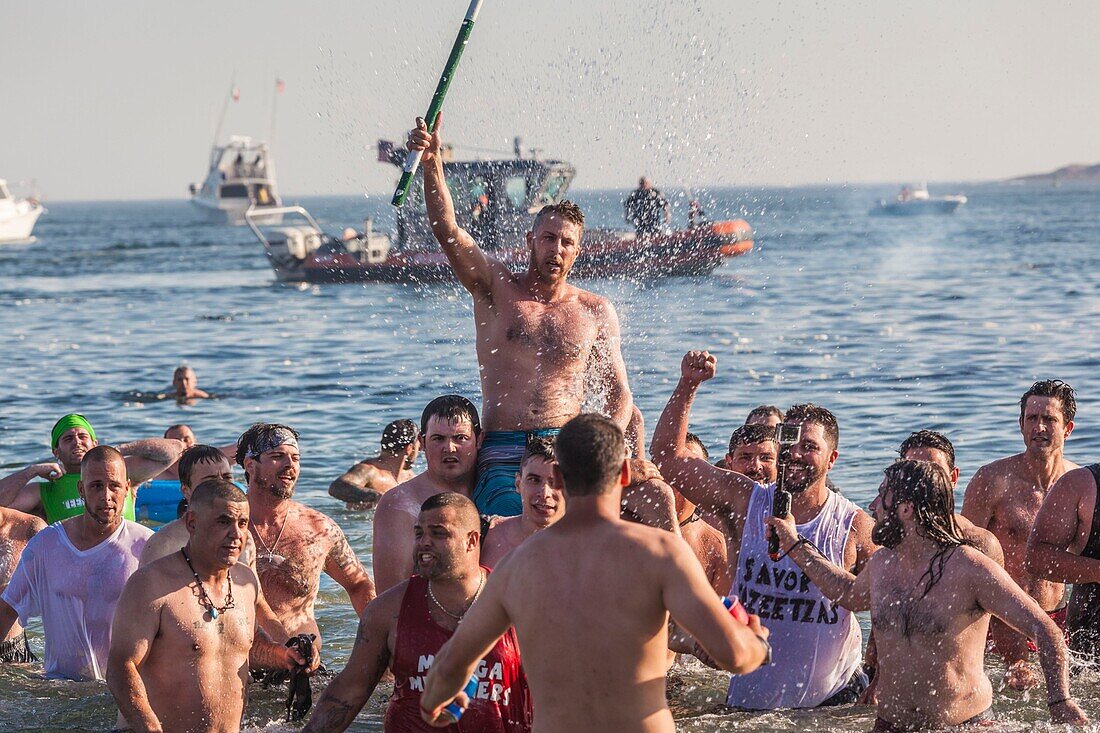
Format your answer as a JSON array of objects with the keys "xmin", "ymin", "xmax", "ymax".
[
  {"xmin": 252, "ymin": 508, "xmax": 289, "ymax": 566},
  {"xmin": 181, "ymin": 547, "xmax": 235, "ymax": 620},
  {"xmin": 428, "ymin": 570, "xmax": 486, "ymax": 623}
]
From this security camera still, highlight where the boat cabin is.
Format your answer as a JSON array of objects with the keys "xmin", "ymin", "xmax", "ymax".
[
  {"xmin": 383, "ymin": 143, "xmax": 576, "ymax": 252},
  {"xmin": 192, "ymin": 136, "xmax": 278, "ymax": 206}
]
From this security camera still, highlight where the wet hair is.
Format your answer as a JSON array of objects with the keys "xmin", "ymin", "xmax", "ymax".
[
  {"xmin": 521, "ymin": 436, "xmax": 556, "ymax": 467},
  {"xmin": 189, "ymin": 477, "xmax": 247, "ymax": 511},
  {"xmin": 745, "ymin": 405, "xmax": 784, "ymax": 425},
  {"xmin": 235, "ymin": 423, "xmax": 300, "ymax": 468},
  {"xmin": 420, "ymin": 395, "xmax": 481, "ymax": 437},
  {"xmin": 81, "ymin": 444, "xmax": 125, "ymax": 473},
  {"xmin": 380, "ymin": 419, "xmax": 418, "ymax": 453},
  {"xmin": 878, "ymin": 460, "xmax": 967, "ymax": 598},
  {"xmin": 533, "ymin": 200, "xmax": 585, "ymax": 231},
  {"xmin": 173, "ymin": 365, "xmax": 194, "ymax": 378},
  {"xmin": 899, "ymin": 430, "xmax": 956, "ymax": 470},
  {"xmin": 1019, "ymin": 379, "xmax": 1077, "ymax": 424},
  {"xmin": 420, "ymin": 492, "xmax": 480, "ymax": 534},
  {"xmin": 727, "ymin": 423, "xmax": 777, "ymax": 455},
  {"xmin": 164, "ymin": 424, "xmax": 191, "ymax": 437},
  {"xmin": 178, "ymin": 445, "xmax": 230, "ymax": 489},
  {"xmin": 784, "ymin": 404, "xmax": 839, "ymax": 451},
  {"xmin": 554, "ymin": 414, "xmax": 625, "ymax": 497},
  {"xmin": 685, "ymin": 432, "xmax": 710, "ymax": 460}
]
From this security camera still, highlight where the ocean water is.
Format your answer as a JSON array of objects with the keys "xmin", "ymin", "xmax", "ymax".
[{"xmin": 2, "ymin": 182, "xmax": 1100, "ymax": 730}]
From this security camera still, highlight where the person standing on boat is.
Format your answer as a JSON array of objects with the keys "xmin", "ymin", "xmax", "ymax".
[
  {"xmin": 624, "ymin": 176, "xmax": 671, "ymax": 235},
  {"xmin": 405, "ymin": 116, "xmax": 633, "ymax": 518}
]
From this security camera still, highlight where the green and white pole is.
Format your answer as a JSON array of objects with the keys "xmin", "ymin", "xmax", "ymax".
[{"xmin": 391, "ymin": 0, "xmax": 485, "ymax": 207}]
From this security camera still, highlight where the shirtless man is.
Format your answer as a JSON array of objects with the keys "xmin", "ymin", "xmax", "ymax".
[
  {"xmin": 1027, "ymin": 459, "xmax": 1100, "ymax": 658},
  {"xmin": 0, "ymin": 446, "xmax": 152, "ymax": 681},
  {"xmin": 744, "ymin": 405, "xmax": 783, "ymax": 429},
  {"xmin": 328, "ymin": 419, "xmax": 419, "ymax": 508},
  {"xmin": 373, "ymin": 396, "xmax": 481, "ymax": 593},
  {"xmin": 962, "ymin": 380, "xmax": 1077, "ymax": 688},
  {"xmin": 406, "ymin": 116, "xmax": 632, "ymax": 517},
  {"xmin": 652, "ymin": 351, "xmax": 876, "ymax": 709},
  {"xmin": 722, "ymin": 424, "xmax": 779, "ymax": 484},
  {"xmin": 0, "ymin": 413, "xmax": 184, "ymax": 523},
  {"xmin": 898, "ymin": 430, "xmax": 1002, "ymax": 563},
  {"xmin": 769, "ymin": 460, "xmax": 1086, "ymax": 730},
  {"xmin": 108, "ymin": 480, "xmax": 313, "ymax": 733},
  {"xmin": 480, "ymin": 437, "xmax": 564, "ymax": 568},
  {"xmin": 304, "ymin": 493, "xmax": 532, "ymax": 732},
  {"xmin": 153, "ymin": 424, "xmax": 196, "ymax": 482},
  {"xmin": 237, "ymin": 423, "xmax": 375, "ymax": 651},
  {"xmin": 173, "ymin": 365, "xmax": 210, "ymax": 402},
  {"xmin": 0, "ymin": 506, "xmax": 46, "ymax": 664},
  {"xmin": 419, "ymin": 414, "xmax": 769, "ymax": 730}
]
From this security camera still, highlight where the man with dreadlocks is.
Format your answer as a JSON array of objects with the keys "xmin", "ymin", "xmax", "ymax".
[{"xmin": 769, "ymin": 460, "xmax": 1086, "ymax": 731}]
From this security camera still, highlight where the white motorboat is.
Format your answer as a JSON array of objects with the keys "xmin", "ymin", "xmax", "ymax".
[
  {"xmin": 874, "ymin": 184, "xmax": 967, "ymax": 215},
  {"xmin": 189, "ymin": 135, "xmax": 283, "ymax": 225},
  {"xmin": 0, "ymin": 179, "xmax": 45, "ymax": 243}
]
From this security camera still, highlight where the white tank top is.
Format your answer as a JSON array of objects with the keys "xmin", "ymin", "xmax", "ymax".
[{"xmin": 726, "ymin": 482, "xmax": 863, "ymax": 709}]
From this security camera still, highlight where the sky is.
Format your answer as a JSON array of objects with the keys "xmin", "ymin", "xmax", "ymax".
[{"xmin": 3, "ymin": 0, "xmax": 1100, "ymax": 201}]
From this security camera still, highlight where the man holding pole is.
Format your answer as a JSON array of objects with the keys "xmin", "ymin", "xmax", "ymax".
[{"xmin": 404, "ymin": 118, "xmax": 633, "ymax": 517}]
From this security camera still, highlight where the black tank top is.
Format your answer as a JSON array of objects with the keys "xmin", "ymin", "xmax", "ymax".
[{"xmin": 1082, "ymin": 464, "xmax": 1100, "ymax": 559}]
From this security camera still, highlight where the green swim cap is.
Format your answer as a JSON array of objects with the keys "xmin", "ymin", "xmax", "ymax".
[{"xmin": 51, "ymin": 414, "xmax": 97, "ymax": 450}]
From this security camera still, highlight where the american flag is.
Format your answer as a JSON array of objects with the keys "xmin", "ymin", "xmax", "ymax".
[
  {"xmin": 275, "ymin": 78, "xmax": 286, "ymax": 94},
  {"xmin": 231, "ymin": 86, "xmax": 240, "ymax": 102}
]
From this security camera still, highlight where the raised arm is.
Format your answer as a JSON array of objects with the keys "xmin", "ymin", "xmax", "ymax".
[
  {"xmin": 1026, "ymin": 468, "xmax": 1100, "ymax": 583},
  {"xmin": 651, "ymin": 351, "xmax": 754, "ymax": 515},
  {"xmin": 302, "ymin": 588, "xmax": 400, "ymax": 733},
  {"xmin": 106, "ymin": 575, "xmax": 163, "ymax": 733},
  {"xmin": 118, "ymin": 438, "xmax": 186, "ymax": 486},
  {"xmin": 766, "ymin": 513, "xmax": 873, "ymax": 612},
  {"xmin": 406, "ymin": 114, "xmax": 508, "ymax": 297},
  {"xmin": 0, "ymin": 463, "xmax": 61, "ymax": 513},
  {"xmin": 971, "ymin": 551, "xmax": 1088, "ymax": 725},
  {"xmin": 324, "ymin": 524, "xmax": 376, "ymax": 614},
  {"xmin": 661, "ymin": 535, "xmax": 769, "ymax": 675}
]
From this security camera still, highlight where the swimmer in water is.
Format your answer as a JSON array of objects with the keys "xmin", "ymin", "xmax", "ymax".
[
  {"xmin": 108, "ymin": 479, "xmax": 317, "ymax": 733},
  {"xmin": 961, "ymin": 380, "xmax": 1077, "ymax": 689},
  {"xmin": 0, "ymin": 413, "xmax": 184, "ymax": 523},
  {"xmin": 652, "ymin": 351, "xmax": 876, "ymax": 708},
  {"xmin": 0, "ymin": 446, "xmax": 152, "ymax": 681},
  {"xmin": 0, "ymin": 506, "xmax": 46, "ymax": 664},
  {"xmin": 419, "ymin": 415, "xmax": 769, "ymax": 731},
  {"xmin": 480, "ymin": 437, "xmax": 565, "ymax": 568},
  {"xmin": 328, "ymin": 419, "xmax": 419, "ymax": 509},
  {"xmin": 406, "ymin": 115, "xmax": 633, "ymax": 518},
  {"xmin": 372, "ymin": 397, "xmax": 481, "ymax": 593},
  {"xmin": 237, "ymin": 423, "xmax": 375, "ymax": 656},
  {"xmin": 172, "ymin": 365, "xmax": 210, "ymax": 402},
  {"xmin": 769, "ymin": 460, "xmax": 1087, "ymax": 730},
  {"xmin": 304, "ymin": 493, "xmax": 532, "ymax": 732}
]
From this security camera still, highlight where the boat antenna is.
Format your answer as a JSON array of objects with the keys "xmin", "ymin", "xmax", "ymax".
[
  {"xmin": 270, "ymin": 76, "xmax": 284, "ymax": 151},
  {"xmin": 212, "ymin": 73, "xmax": 238, "ymax": 150}
]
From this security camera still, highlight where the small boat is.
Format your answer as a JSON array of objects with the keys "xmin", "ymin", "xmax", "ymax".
[
  {"xmin": 874, "ymin": 184, "xmax": 967, "ymax": 215},
  {"xmin": 0, "ymin": 179, "xmax": 45, "ymax": 243},
  {"xmin": 250, "ymin": 142, "xmax": 754, "ymax": 285},
  {"xmin": 189, "ymin": 135, "xmax": 283, "ymax": 225}
]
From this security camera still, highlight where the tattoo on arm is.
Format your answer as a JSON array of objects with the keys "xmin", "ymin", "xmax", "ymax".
[
  {"xmin": 304, "ymin": 696, "xmax": 358, "ymax": 732},
  {"xmin": 330, "ymin": 533, "xmax": 360, "ymax": 571}
]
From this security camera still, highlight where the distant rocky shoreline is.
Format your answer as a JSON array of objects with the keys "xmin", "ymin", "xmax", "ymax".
[{"xmin": 1008, "ymin": 163, "xmax": 1100, "ymax": 183}]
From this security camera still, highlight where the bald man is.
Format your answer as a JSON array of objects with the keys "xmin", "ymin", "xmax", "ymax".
[{"xmin": 0, "ymin": 446, "xmax": 152, "ymax": 680}]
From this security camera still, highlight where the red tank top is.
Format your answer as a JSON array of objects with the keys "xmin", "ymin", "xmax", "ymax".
[{"xmin": 385, "ymin": 570, "xmax": 532, "ymax": 733}]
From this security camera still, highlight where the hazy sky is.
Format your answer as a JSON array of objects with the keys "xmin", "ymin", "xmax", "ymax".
[{"xmin": 4, "ymin": 0, "xmax": 1099, "ymax": 200}]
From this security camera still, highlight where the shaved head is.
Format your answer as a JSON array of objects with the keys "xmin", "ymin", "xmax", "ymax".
[
  {"xmin": 189, "ymin": 478, "xmax": 247, "ymax": 513},
  {"xmin": 420, "ymin": 492, "xmax": 480, "ymax": 534},
  {"xmin": 80, "ymin": 444, "xmax": 126, "ymax": 478}
]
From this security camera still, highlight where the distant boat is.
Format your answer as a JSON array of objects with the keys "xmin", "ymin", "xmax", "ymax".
[
  {"xmin": 0, "ymin": 179, "xmax": 45, "ymax": 243},
  {"xmin": 873, "ymin": 184, "xmax": 967, "ymax": 215},
  {"xmin": 188, "ymin": 135, "xmax": 283, "ymax": 225}
]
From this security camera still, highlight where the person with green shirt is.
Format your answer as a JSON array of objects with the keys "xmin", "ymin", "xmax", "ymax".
[{"xmin": 0, "ymin": 414, "xmax": 184, "ymax": 523}]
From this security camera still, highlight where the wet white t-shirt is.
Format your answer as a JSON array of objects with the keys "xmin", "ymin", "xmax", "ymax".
[{"xmin": 2, "ymin": 520, "xmax": 151, "ymax": 681}]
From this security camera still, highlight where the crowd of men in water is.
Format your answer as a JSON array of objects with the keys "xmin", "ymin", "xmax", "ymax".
[{"xmin": 0, "ymin": 116, "xmax": 1098, "ymax": 732}]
